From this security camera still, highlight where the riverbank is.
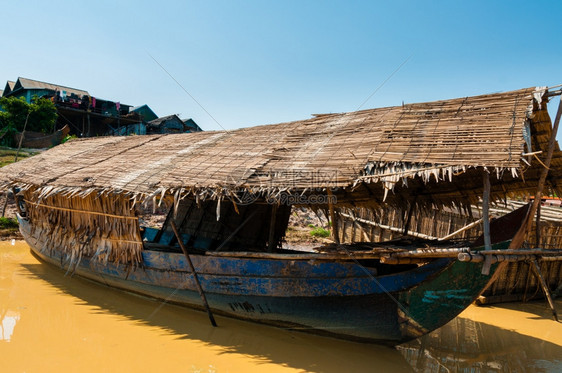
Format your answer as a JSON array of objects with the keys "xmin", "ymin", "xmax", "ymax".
[{"xmin": 0, "ymin": 146, "xmax": 39, "ymax": 240}]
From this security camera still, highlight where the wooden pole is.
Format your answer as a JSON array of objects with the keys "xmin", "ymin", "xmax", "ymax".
[
  {"xmin": 170, "ymin": 220, "xmax": 217, "ymax": 327},
  {"xmin": 338, "ymin": 212, "xmax": 439, "ymax": 240},
  {"xmin": 12, "ymin": 188, "xmax": 23, "ymax": 217},
  {"xmin": 0, "ymin": 192, "xmax": 8, "ymax": 218},
  {"xmin": 531, "ymin": 259, "xmax": 559, "ymax": 322},
  {"xmin": 403, "ymin": 195, "xmax": 417, "ymax": 235},
  {"xmin": 535, "ymin": 202, "xmax": 542, "ymax": 248},
  {"xmin": 482, "ymin": 172, "xmax": 493, "ymax": 275},
  {"xmin": 87, "ymin": 113, "xmax": 91, "ymax": 137},
  {"xmin": 510, "ymin": 94, "xmax": 562, "ymax": 249},
  {"xmin": 439, "ymin": 217, "xmax": 486, "ymax": 241},
  {"xmin": 267, "ymin": 204, "xmax": 278, "ymax": 252},
  {"xmin": 327, "ymin": 189, "xmax": 340, "ymax": 244}
]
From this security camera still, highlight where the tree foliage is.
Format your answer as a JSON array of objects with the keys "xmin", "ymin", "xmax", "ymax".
[{"xmin": 0, "ymin": 95, "xmax": 58, "ymax": 147}]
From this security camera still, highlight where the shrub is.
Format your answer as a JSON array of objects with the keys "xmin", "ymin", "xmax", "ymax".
[
  {"xmin": 0, "ymin": 217, "xmax": 18, "ymax": 229},
  {"xmin": 309, "ymin": 226, "xmax": 330, "ymax": 238}
]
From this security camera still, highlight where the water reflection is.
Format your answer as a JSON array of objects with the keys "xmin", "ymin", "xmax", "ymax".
[
  {"xmin": 1, "ymin": 241, "xmax": 561, "ymax": 372},
  {"xmin": 398, "ymin": 314, "xmax": 562, "ymax": 372},
  {"xmin": 1, "ymin": 311, "xmax": 20, "ymax": 342},
  {"xmin": 1, "ymin": 241, "xmax": 412, "ymax": 372}
]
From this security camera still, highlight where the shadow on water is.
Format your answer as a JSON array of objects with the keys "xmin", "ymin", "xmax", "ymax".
[
  {"xmin": 398, "ymin": 309, "xmax": 562, "ymax": 372},
  {"xmin": 20, "ymin": 262, "xmax": 413, "ymax": 373},
  {"xmin": 17, "ymin": 258, "xmax": 562, "ymax": 373}
]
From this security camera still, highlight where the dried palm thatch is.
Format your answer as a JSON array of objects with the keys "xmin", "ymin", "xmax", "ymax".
[
  {"xmin": 23, "ymin": 186, "xmax": 142, "ymax": 265},
  {"xmin": 1, "ymin": 87, "xmax": 560, "ymax": 207},
  {"xmin": 1, "ymin": 86, "xmax": 561, "ymax": 263}
]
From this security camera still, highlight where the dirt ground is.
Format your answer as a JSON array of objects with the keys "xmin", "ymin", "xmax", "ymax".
[
  {"xmin": 285, "ymin": 207, "xmax": 332, "ymax": 245},
  {"xmin": 0, "ymin": 195, "xmax": 21, "ymax": 240}
]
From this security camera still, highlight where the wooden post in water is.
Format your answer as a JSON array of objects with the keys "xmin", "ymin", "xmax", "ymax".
[
  {"xmin": 531, "ymin": 259, "xmax": 559, "ymax": 322},
  {"xmin": 170, "ymin": 220, "xmax": 217, "ymax": 327}
]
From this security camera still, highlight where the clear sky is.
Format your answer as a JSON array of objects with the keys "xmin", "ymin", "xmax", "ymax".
[{"xmin": 2, "ymin": 1, "xmax": 561, "ymax": 137}]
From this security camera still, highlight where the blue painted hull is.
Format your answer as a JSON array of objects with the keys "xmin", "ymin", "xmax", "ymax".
[{"xmin": 19, "ymin": 217, "xmax": 502, "ymax": 344}]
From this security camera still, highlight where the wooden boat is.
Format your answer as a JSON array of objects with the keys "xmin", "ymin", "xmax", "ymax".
[
  {"xmin": 2, "ymin": 86, "xmax": 562, "ymax": 344},
  {"xmin": 16, "ymin": 201, "xmax": 529, "ymax": 344},
  {"xmin": 13, "ymin": 124, "xmax": 69, "ymax": 148}
]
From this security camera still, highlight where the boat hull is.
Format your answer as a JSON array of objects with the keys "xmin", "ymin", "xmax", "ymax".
[{"xmin": 19, "ymin": 217, "xmax": 503, "ymax": 345}]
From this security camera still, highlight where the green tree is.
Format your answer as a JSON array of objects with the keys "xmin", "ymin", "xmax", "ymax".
[{"xmin": 0, "ymin": 95, "xmax": 57, "ymax": 147}]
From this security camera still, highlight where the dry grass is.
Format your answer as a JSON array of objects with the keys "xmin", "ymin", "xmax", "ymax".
[{"xmin": 0, "ymin": 147, "xmax": 39, "ymax": 167}]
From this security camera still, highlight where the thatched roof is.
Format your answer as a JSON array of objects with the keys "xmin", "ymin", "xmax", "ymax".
[{"xmin": 1, "ymin": 87, "xmax": 561, "ymax": 210}]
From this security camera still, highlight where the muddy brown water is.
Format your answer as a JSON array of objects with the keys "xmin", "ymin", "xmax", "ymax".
[{"xmin": 1, "ymin": 241, "xmax": 561, "ymax": 372}]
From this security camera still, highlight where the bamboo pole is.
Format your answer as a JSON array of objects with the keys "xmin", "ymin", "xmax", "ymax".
[
  {"xmin": 458, "ymin": 253, "xmax": 536, "ymax": 263},
  {"xmin": 206, "ymin": 251, "xmax": 385, "ymax": 260},
  {"xmin": 380, "ymin": 257, "xmax": 431, "ymax": 265},
  {"xmin": 475, "ymin": 249, "xmax": 562, "ymax": 255},
  {"xmin": 339, "ymin": 212, "xmax": 439, "ymax": 240},
  {"xmin": 385, "ymin": 247, "xmax": 469, "ymax": 258},
  {"xmin": 438, "ymin": 217, "xmax": 485, "ymax": 241},
  {"xmin": 170, "ymin": 220, "xmax": 217, "ymax": 327},
  {"xmin": 541, "ymin": 256, "xmax": 562, "ymax": 261}
]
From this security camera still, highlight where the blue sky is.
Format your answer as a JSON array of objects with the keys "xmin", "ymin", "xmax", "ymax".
[{"xmin": 2, "ymin": 1, "xmax": 561, "ymax": 135}]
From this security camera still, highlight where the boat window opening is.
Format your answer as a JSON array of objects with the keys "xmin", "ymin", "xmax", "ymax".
[
  {"xmin": 138, "ymin": 198, "xmax": 170, "ymax": 245},
  {"xmin": 140, "ymin": 197, "xmax": 292, "ymax": 254}
]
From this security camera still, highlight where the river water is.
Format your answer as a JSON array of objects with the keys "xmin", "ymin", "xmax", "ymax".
[{"xmin": 1, "ymin": 241, "xmax": 561, "ymax": 372}]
